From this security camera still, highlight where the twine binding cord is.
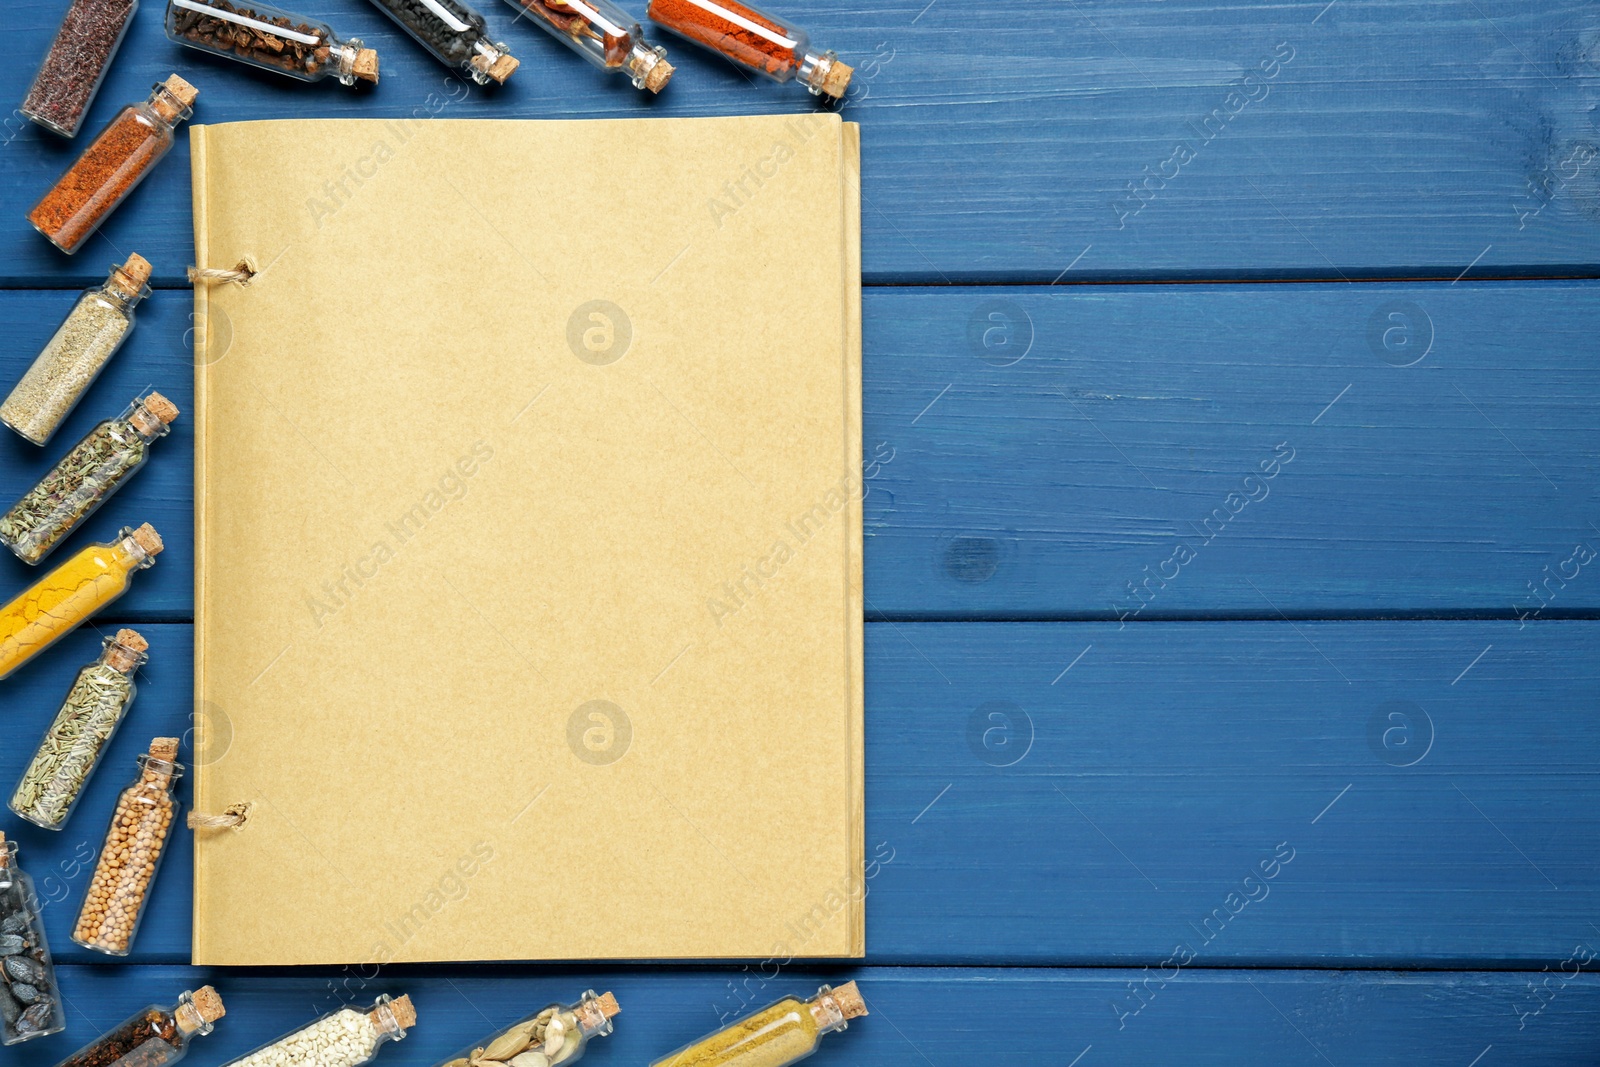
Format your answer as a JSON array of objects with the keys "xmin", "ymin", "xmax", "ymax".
[
  {"xmin": 188, "ymin": 801, "xmax": 253, "ymax": 832},
  {"xmin": 187, "ymin": 259, "xmax": 256, "ymax": 286}
]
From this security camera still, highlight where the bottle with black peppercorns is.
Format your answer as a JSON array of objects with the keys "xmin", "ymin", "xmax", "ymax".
[
  {"xmin": 165, "ymin": 0, "xmax": 380, "ymax": 86},
  {"xmin": 366, "ymin": 0, "xmax": 519, "ymax": 84},
  {"xmin": 0, "ymin": 832, "xmax": 65, "ymax": 1045},
  {"xmin": 51, "ymin": 986, "xmax": 225, "ymax": 1067}
]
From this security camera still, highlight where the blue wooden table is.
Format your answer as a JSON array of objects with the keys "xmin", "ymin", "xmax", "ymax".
[{"xmin": 3, "ymin": 0, "xmax": 1600, "ymax": 1063}]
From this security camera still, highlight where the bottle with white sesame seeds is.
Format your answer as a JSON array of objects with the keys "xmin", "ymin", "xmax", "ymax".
[
  {"xmin": 435, "ymin": 990, "xmax": 619, "ymax": 1067},
  {"xmin": 219, "ymin": 994, "xmax": 417, "ymax": 1067}
]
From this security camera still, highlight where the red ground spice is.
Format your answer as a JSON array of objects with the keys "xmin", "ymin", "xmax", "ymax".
[
  {"xmin": 647, "ymin": 0, "xmax": 798, "ymax": 77},
  {"xmin": 21, "ymin": 0, "xmax": 138, "ymax": 137},
  {"xmin": 28, "ymin": 111, "xmax": 166, "ymax": 254}
]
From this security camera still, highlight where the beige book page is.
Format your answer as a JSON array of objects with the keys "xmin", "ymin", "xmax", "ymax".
[{"xmin": 191, "ymin": 116, "xmax": 862, "ymax": 964}]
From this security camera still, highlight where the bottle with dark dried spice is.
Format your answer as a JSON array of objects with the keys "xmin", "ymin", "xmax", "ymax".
[
  {"xmin": 52, "ymin": 986, "xmax": 225, "ymax": 1067},
  {"xmin": 645, "ymin": 0, "xmax": 851, "ymax": 98},
  {"xmin": 367, "ymin": 0, "xmax": 519, "ymax": 84},
  {"xmin": 21, "ymin": 0, "xmax": 140, "ymax": 138},
  {"xmin": 11, "ymin": 629, "xmax": 149, "ymax": 831},
  {"xmin": 166, "ymin": 0, "xmax": 380, "ymax": 85},
  {"xmin": 28, "ymin": 75, "xmax": 199, "ymax": 255},
  {"xmin": 503, "ymin": 0, "xmax": 671, "ymax": 91},
  {"xmin": 0, "ymin": 832, "xmax": 66, "ymax": 1046},
  {"xmin": 1, "ymin": 392, "xmax": 181, "ymax": 565}
]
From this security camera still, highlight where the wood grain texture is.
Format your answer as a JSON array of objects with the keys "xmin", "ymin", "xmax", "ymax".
[
  {"xmin": 32, "ymin": 966, "xmax": 1600, "ymax": 1066},
  {"xmin": 1, "ymin": 1, "xmax": 1598, "ymax": 285},
  {"xmin": 2, "ymin": 284, "xmax": 1596, "ymax": 621},
  {"xmin": 4, "ymin": 621, "xmax": 1594, "ymax": 969}
]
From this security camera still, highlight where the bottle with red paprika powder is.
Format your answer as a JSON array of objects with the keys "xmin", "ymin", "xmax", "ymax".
[
  {"xmin": 503, "ymin": 0, "xmax": 673, "ymax": 92},
  {"xmin": 645, "ymin": 0, "xmax": 850, "ymax": 98},
  {"xmin": 27, "ymin": 74, "xmax": 199, "ymax": 256}
]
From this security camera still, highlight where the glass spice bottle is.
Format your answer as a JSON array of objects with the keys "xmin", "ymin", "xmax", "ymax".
[
  {"xmin": 166, "ymin": 0, "xmax": 380, "ymax": 86},
  {"xmin": 502, "ymin": 0, "xmax": 671, "ymax": 92},
  {"xmin": 28, "ymin": 75, "xmax": 199, "ymax": 255},
  {"xmin": 223, "ymin": 995, "xmax": 417, "ymax": 1067},
  {"xmin": 0, "ymin": 832, "xmax": 66, "ymax": 1046},
  {"xmin": 437, "ymin": 989, "xmax": 619, "ymax": 1067},
  {"xmin": 52, "ymin": 986, "xmax": 226, "ymax": 1067},
  {"xmin": 0, "ymin": 523, "xmax": 163, "ymax": 683},
  {"xmin": 0, "ymin": 255, "xmax": 153, "ymax": 447},
  {"xmin": 650, "ymin": 983, "xmax": 866, "ymax": 1067},
  {"xmin": 367, "ymin": 0, "xmax": 519, "ymax": 84},
  {"xmin": 0, "ymin": 393, "xmax": 181, "ymax": 564},
  {"xmin": 20, "ymin": 0, "xmax": 140, "ymax": 138},
  {"xmin": 11, "ymin": 629, "xmax": 149, "ymax": 831},
  {"xmin": 645, "ymin": 0, "xmax": 851, "ymax": 98},
  {"xmin": 72, "ymin": 737, "xmax": 182, "ymax": 956}
]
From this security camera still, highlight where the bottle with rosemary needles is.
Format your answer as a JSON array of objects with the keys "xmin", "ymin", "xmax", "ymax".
[
  {"xmin": 437, "ymin": 989, "xmax": 619, "ymax": 1067},
  {"xmin": 0, "ymin": 393, "xmax": 180, "ymax": 566},
  {"xmin": 10, "ymin": 629, "xmax": 149, "ymax": 831}
]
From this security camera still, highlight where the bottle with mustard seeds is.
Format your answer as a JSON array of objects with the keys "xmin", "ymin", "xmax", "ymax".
[{"xmin": 649, "ymin": 982, "xmax": 866, "ymax": 1067}]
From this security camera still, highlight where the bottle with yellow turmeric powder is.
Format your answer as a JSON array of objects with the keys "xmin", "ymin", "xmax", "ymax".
[
  {"xmin": 0, "ymin": 523, "xmax": 162, "ymax": 682},
  {"xmin": 649, "ymin": 983, "xmax": 866, "ymax": 1067}
]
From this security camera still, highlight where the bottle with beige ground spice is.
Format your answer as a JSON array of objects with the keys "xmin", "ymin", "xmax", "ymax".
[
  {"xmin": 72, "ymin": 737, "xmax": 183, "ymax": 956},
  {"xmin": 437, "ymin": 989, "xmax": 618, "ymax": 1067},
  {"xmin": 10, "ymin": 630, "xmax": 149, "ymax": 831},
  {"xmin": 28, "ymin": 75, "xmax": 198, "ymax": 255},
  {"xmin": 0, "ymin": 255, "xmax": 152, "ymax": 446},
  {"xmin": 166, "ymin": 0, "xmax": 380, "ymax": 86},
  {"xmin": 0, "ymin": 393, "xmax": 180, "ymax": 564},
  {"xmin": 54, "ymin": 986, "xmax": 225, "ymax": 1067},
  {"xmin": 649, "ymin": 983, "xmax": 865, "ymax": 1067},
  {"xmin": 223, "ymin": 995, "xmax": 417, "ymax": 1067}
]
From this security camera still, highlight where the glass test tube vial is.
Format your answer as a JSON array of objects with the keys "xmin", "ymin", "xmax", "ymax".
[
  {"xmin": 11, "ymin": 629, "xmax": 149, "ymax": 830},
  {"xmin": 53, "ymin": 986, "xmax": 226, "ymax": 1067},
  {"xmin": 650, "ymin": 982, "xmax": 866, "ymax": 1067},
  {"xmin": 0, "ymin": 255, "xmax": 153, "ymax": 446},
  {"xmin": 220, "ymin": 994, "xmax": 416, "ymax": 1067},
  {"xmin": 367, "ymin": 0, "xmax": 518, "ymax": 84},
  {"xmin": 0, "ymin": 392, "xmax": 180, "ymax": 564},
  {"xmin": 0, "ymin": 833, "xmax": 66, "ymax": 1045},
  {"xmin": 436, "ymin": 989, "xmax": 619, "ymax": 1067},
  {"xmin": 645, "ymin": 0, "xmax": 850, "ymax": 98},
  {"xmin": 28, "ymin": 75, "xmax": 199, "ymax": 255},
  {"xmin": 21, "ymin": 0, "xmax": 140, "ymax": 138},
  {"xmin": 72, "ymin": 737, "xmax": 183, "ymax": 956},
  {"xmin": 503, "ymin": 0, "xmax": 671, "ymax": 91},
  {"xmin": 0, "ymin": 523, "xmax": 163, "ymax": 682},
  {"xmin": 166, "ymin": 0, "xmax": 380, "ymax": 85}
]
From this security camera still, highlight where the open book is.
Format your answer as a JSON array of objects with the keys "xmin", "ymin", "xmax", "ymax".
[{"xmin": 191, "ymin": 116, "xmax": 862, "ymax": 964}]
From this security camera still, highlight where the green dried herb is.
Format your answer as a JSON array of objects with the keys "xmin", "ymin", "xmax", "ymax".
[{"xmin": 11, "ymin": 664, "xmax": 132, "ymax": 829}]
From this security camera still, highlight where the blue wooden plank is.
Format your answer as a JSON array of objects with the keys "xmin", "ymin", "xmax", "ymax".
[
  {"xmin": 3, "ymin": 283, "xmax": 1595, "ymax": 622},
  {"xmin": 4, "ymin": 621, "xmax": 1595, "ymax": 968},
  {"xmin": 2, "ymin": 1, "xmax": 1599, "ymax": 284},
  {"xmin": 27, "ymin": 966, "xmax": 1600, "ymax": 1066}
]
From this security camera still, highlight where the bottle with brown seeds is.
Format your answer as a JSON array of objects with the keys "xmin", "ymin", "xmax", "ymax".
[
  {"xmin": 166, "ymin": 0, "xmax": 379, "ymax": 85},
  {"xmin": 20, "ymin": 0, "xmax": 140, "ymax": 138},
  {"xmin": 52, "ymin": 986, "xmax": 225, "ymax": 1067},
  {"xmin": 435, "ymin": 990, "xmax": 619, "ymax": 1067},
  {"xmin": 0, "ymin": 832, "xmax": 66, "ymax": 1046}
]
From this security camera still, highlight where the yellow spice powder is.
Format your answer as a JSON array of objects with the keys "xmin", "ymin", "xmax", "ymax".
[
  {"xmin": 0, "ymin": 537, "xmax": 146, "ymax": 680},
  {"xmin": 654, "ymin": 999, "xmax": 818, "ymax": 1067}
]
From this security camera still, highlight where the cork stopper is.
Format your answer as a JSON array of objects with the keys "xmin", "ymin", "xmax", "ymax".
[
  {"xmin": 595, "ymin": 991, "xmax": 620, "ymax": 1019},
  {"xmin": 0, "ymin": 830, "xmax": 8, "ymax": 868},
  {"xmin": 112, "ymin": 253, "xmax": 152, "ymax": 294},
  {"xmin": 150, "ymin": 737, "xmax": 180, "ymax": 762},
  {"xmin": 473, "ymin": 51, "xmax": 519, "ymax": 83},
  {"xmin": 817, "ymin": 59, "xmax": 852, "ymax": 99},
  {"xmin": 375, "ymin": 994, "xmax": 417, "ymax": 1030},
  {"xmin": 162, "ymin": 74, "xmax": 199, "ymax": 108},
  {"xmin": 352, "ymin": 48, "xmax": 380, "ymax": 83},
  {"xmin": 130, "ymin": 523, "xmax": 164, "ymax": 557},
  {"xmin": 644, "ymin": 58, "xmax": 673, "ymax": 93},
  {"xmin": 830, "ymin": 982, "xmax": 867, "ymax": 1019},
  {"xmin": 192, "ymin": 986, "xmax": 226, "ymax": 1023},
  {"xmin": 106, "ymin": 628, "xmax": 149, "ymax": 672},
  {"xmin": 141, "ymin": 392, "xmax": 181, "ymax": 426}
]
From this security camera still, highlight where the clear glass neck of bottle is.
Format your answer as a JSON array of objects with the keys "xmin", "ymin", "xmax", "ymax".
[
  {"xmin": 136, "ymin": 753, "xmax": 184, "ymax": 788},
  {"xmin": 116, "ymin": 530, "xmax": 158, "ymax": 571},
  {"xmin": 369, "ymin": 995, "xmax": 409, "ymax": 1043},
  {"xmin": 174, "ymin": 993, "xmax": 214, "ymax": 1037},
  {"xmin": 0, "ymin": 837, "xmax": 16, "ymax": 871},
  {"xmin": 100, "ymin": 633, "xmax": 149, "ymax": 674},
  {"xmin": 796, "ymin": 49, "xmax": 844, "ymax": 97},
  {"xmin": 126, "ymin": 399, "xmax": 174, "ymax": 441},
  {"xmin": 805, "ymin": 984, "xmax": 863, "ymax": 1036},
  {"xmin": 626, "ymin": 41, "xmax": 670, "ymax": 91},
  {"xmin": 101, "ymin": 264, "xmax": 152, "ymax": 309},
  {"xmin": 573, "ymin": 990, "xmax": 617, "ymax": 1038},
  {"xmin": 147, "ymin": 82, "xmax": 196, "ymax": 126}
]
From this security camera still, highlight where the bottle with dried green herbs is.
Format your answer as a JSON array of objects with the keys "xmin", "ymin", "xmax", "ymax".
[
  {"xmin": 10, "ymin": 629, "xmax": 149, "ymax": 831},
  {"xmin": 650, "ymin": 983, "xmax": 865, "ymax": 1067},
  {"xmin": 166, "ymin": 0, "xmax": 380, "ymax": 85},
  {"xmin": 222, "ymin": 994, "xmax": 416, "ymax": 1067},
  {"xmin": 0, "ymin": 832, "xmax": 66, "ymax": 1046},
  {"xmin": 0, "ymin": 255, "xmax": 152, "ymax": 447},
  {"xmin": 437, "ymin": 989, "xmax": 619, "ymax": 1067},
  {"xmin": 0, "ymin": 393, "xmax": 181, "ymax": 566},
  {"xmin": 53, "ymin": 986, "xmax": 225, "ymax": 1067}
]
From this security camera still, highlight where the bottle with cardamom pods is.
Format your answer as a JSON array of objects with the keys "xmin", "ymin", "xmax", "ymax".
[
  {"xmin": 438, "ymin": 989, "xmax": 619, "ymax": 1067},
  {"xmin": 165, "ymin": 0, "xmax": 380, "ymax": 85},
  {"xmin": 649, "ymin": 982, "xmax": 865, "ymax": 1067},
  {"xmin": 54, "ymin": 986, "xmax": 226, "ymax": 1067},
  {"xmin": 0, "ymin": 832, "xmax": 66, "ymax": 1046},
  {"xmin": 219, "ymin": 994, "xmax": 416, "ymax": 1067},
  {"xmin": 0, "ymin": 393, "xmax": 180, "ymax": 566},
  {"xmin": 10, "ymin": 629, "xmax": 149, "ymax": 830},
  {"xmin": 0, "ymin": 254, "xmax": 152, "ymax": 447}
]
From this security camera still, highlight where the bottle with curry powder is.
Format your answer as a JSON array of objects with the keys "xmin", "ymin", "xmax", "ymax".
[{"xmin": 28, "ymin": 75, "xmax": 199, "ymax": 255}]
